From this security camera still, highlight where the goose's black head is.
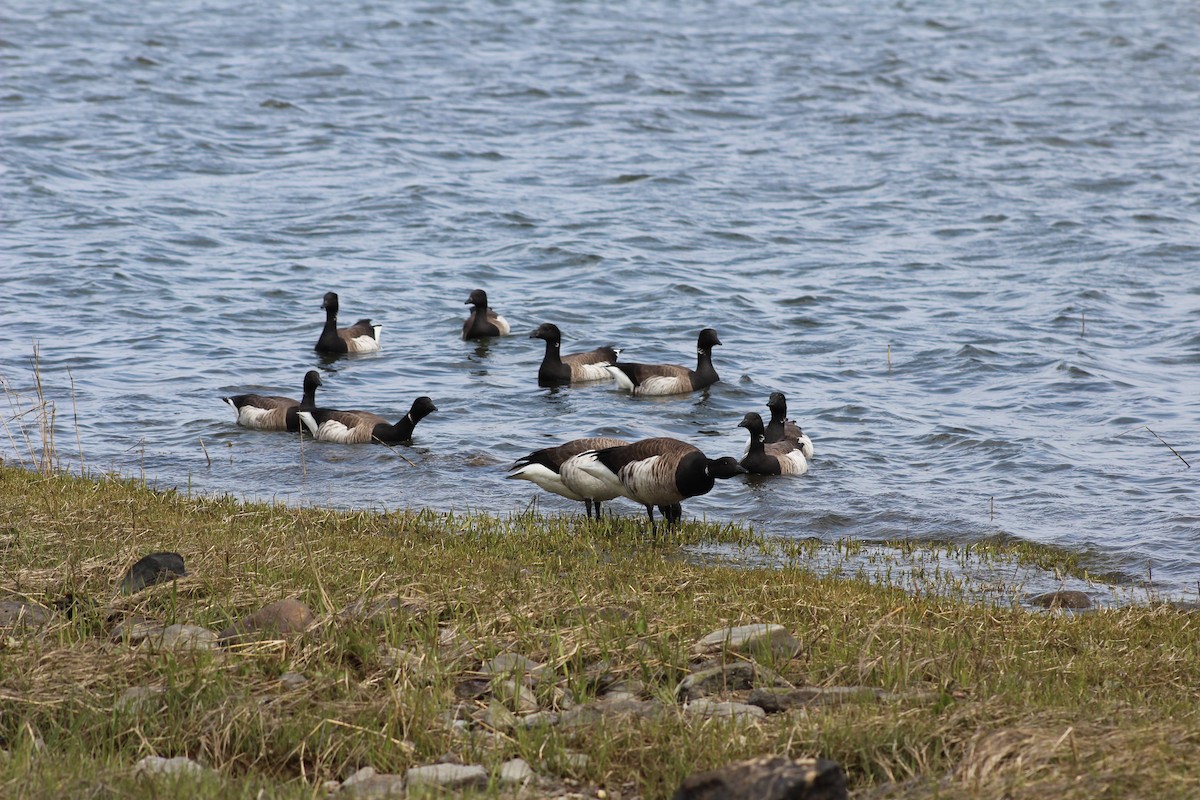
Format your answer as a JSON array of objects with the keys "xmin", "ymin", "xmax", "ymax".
[
  {"xmin": 738, "ymin": 412, "xmax": 766, "ymax": 437},
  {"xmin": 465, "ymin": 289, "xmax": 488, "ymax": 308},
  {"xmin": 707, "ymin": 456, "xmax": 748, "ymax": 479},
  {"xmin": 409, "ymin": 396, "xmax": 438, "ymax": 421},
  {"xmin": 697, "ymin": 328, "xmax": 722, "ymax": 353},
  {"xmin": 303, "ymin": 370, "xmax": 323, "ymax": 391},
  {"xmin": 530, "ymin": 322, "xmax": 562, "ymax": 344},
  {"xmin": 766, "ymin": 391, "xmax": 787, "ymax": 415},
  {"xmin": 322, "ymin": 292, "xmax": 339, "ymax": 312}
]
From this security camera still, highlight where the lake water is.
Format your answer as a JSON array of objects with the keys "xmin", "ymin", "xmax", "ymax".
[{"xmin": 3, "ymin": 0, "xmax": 1198, "ymax": 598}]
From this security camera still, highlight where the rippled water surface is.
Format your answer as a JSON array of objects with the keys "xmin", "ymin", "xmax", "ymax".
[{"xmin": 3, "ymin": 0, "xmax": 1198, "ymax": 595}]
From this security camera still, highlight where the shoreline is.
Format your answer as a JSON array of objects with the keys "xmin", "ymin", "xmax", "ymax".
[{"xmin": 2, "ymin": 465, "xmax": 1199, "ymax": 798}]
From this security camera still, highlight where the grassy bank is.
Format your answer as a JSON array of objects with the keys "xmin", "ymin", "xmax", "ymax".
[{"xmin": 1, "ymin": 466, "xmax": 1198, "ymax": 799}]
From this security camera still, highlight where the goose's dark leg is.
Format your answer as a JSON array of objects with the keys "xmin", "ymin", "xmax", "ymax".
[
  {"xmin": 644, "ymin": 504, "xmax": 656, "ymax": 535},
  {"xmin": 584, "ymin": 499, "xmax": 594, "ymax": 519},
  {"xmin": 593, "ymin": 500, "xmax": 602, "ymax": 520}
]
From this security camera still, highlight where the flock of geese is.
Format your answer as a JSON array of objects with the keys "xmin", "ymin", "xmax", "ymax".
[{"xmin": 222, "ymin": 289, "xmax": 814, "ymax": 533}]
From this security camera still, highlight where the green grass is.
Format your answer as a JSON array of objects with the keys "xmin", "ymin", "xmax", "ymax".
[{"xmin": 1, "ymin": 466, "xmax": 1199, "ymax": 799}]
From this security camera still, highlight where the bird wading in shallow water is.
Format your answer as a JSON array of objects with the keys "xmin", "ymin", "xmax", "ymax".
[{"xmin": 573, "ymin": 437, "xmax": 746, "ymax": 533}]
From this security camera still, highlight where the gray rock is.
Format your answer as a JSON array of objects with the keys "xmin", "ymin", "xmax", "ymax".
[
  {"xmin": 557, "ymin": 706, "xmax": 603, "ymax": 731},
  {"xmin": 111, "ymin": 616, "xmax": 162, "ymax": 645},
  {"xmin": 338, "ymin": 771, "xmax": 406, "ymax": 798},
  {"xmin": 120, "ymin": 552, "xmax": 187, "ymax": 594},
  {"xmin": 405, "ymin": 763, "xmax": 488, "ymax": 790},
  {"xmin": 491, "ymin": 676, "xmax": 539, "ymax": 714},
  {"xmin": 748, "ymin": 686, "xmax": 884, "ymax": 713},
  {"xmin": 481, "ymin": 652, "xmax": 546, "ymax": 679},
  {"xmin": 338, "ymin": 594, "xmax": 427, "ymax": 623},
  {"xmin": 1028, "ymin": 590, "xmax": 1092, "ymax": 610},
  {"xmin": 150, "ymin": 624, "xmax": 217, "ymax": 651},
  {"xmin": 218, "ymin": 598, "xmax": 315, "ymax": 645},
  {"xmin": 473, "ymin": 701, "xmax": 517, "ymax": 731},
  {"xmin": 117, "ymin": 686, "xmax": 164, "ymax": 713},
  {"xmin": 560, "ymin": 752, "xmax": 589, "ymax": 772},
  {"xmin": 498, "ymin": 757, "xmax": 534, "ymax": 785},
  {"xmin": 133, "ymin": 755, "xmax": 208, "ymax": 778},
  {"xmin": 0, "ymin": 600, "xmax": 52, "ymax": 630},
  {"xmin": 684, "ymin": 699, "xmax": 766, "ymax": 721},
  {"xmin": 517, "ymin": 711, "xmax": 560, "ymax": 728},
  {"xmin": 692, "ymin": 624, "xmax": 801, "ymax": 662},
  {"xmin": 677, "ymin": 661, "xmax": 788, "ymax": 701},
  {"xmin": 279, "ymin": 672, "xmax": 308, "ymax": 690},
  {"xmin": 673, "ymin": 755, "xmax": 847, "ymax": 800}
]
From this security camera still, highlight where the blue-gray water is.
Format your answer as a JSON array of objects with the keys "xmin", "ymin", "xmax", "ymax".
[{"xmin": 2, "ymin": 0, "xmax": 1198, "ymax": 597}]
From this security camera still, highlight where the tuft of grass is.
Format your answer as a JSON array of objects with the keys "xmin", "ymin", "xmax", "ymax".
[{"xmin": 1, "ymin": 466, "xmax": 1199, "ymax": 799}]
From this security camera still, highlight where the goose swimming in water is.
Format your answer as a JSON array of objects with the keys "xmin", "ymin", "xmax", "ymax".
[
  {"xmin": 604, "ymin": 328, "xmax": 721, "ymax": 397},
  {"xmin": 530, "ymin": 323, "xmax": 621, "ymax": 386},
  {"xmin": 765, "ymin": 391, "xmax": 814, "ymax": 459},
  {"xmin": 738, "ymin": 412, "xmax": 809, "ymax": 476},
  {"xmin": 314, "ymin": 292, "xmax": 382, "ymax": 354},
  {"xmin": 222, "ymin": 370, "xmax": 322, "ymax": 433},
  {"xmin": 297, "ymin": 396, "xmax": 437, "ymax": 445},
  {"xmin": 462, "ymin": 289, "xmax": 510, "ymax": 340}
]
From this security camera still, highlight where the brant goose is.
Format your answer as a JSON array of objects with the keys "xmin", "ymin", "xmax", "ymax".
[
  {"xmin": 738, "ymin": 412, "xmax": 809, "ymax": 476},
  {"xmin": 530, "ymin": 323, "xmax": 621, "ymax": 386},
  {"xmin": 575, "ymin": 437, "xmax": 746, "ymax": 533},
  {"xmin": 508, "ymin": 436, "xmax": 630, "ymax": 518},
  {"xmin": 315, "ymin": 292, "xmax": 382, "ymax": 354},
  {"xmin": 605, "ymin": 328, "xmax": 721, "ymax": 396},
  {"xmin": 462, "ymin": 289, "xmax": 510, "ymax": 340},
  {"xmin": 297, "ymin": 396, "xmax": 437, "ymax": 445},
  {"xmin": 765, "ymin": 391, "xmax": 814, "ymax": 459},
  {"xmin": 222, "ymin": 370, "xmax": 322, "ymax": 432}
]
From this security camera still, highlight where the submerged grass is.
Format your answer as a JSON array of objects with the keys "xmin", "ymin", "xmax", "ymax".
[{"xmin": 1, "ymin": 466, "xmax": 1199, "ymax": 799}]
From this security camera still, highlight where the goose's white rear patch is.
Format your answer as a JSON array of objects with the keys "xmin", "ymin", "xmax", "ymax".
[
  {"xmin": 605, "ymin": 366, "xmax": 636, "ymax": 392},
  {"xmin": 572, "ymin": 362, "xmax": 614, "ymax": 382},
  {"xmin": 561, "ymin": 452, "xmax": 624, "ymax": 501},
  {"xmin": 347, "ymin": 333, "xmax": 381, "ymax": 353},
  {"xmin": 234, "ymin": 404, "xmax": 285, "ymax": 430},
  {"xmin": 509, "ymin": 464, "xmax": 583, "ymax": 501},
  {"xmin": 633, "ymin": 375, "xmax": 687, "ymax": 396}
]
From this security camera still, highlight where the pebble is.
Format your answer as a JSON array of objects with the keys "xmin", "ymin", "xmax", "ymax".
[
  {"xmin": 133, "ymin": 755, "xmax": 208, "ymax": 777},
  {"xmin": 120, "ymin": 552, "xmax": 187, "ymax": 594},
  {"xmin": 747, "ymin": 686, "xmax": 884, "ymax": 713},
  {"xmin": 405, "ymin": 763, "xmax": 488, "ymax": 790},
  {"xmin": 117, "ymin": 686, "xmax": 164, "ymax": 713},
  {"xmin": 0, "ymin": 600, "xmax": 52, "ymax": 630},
  {"xmin": 677, "ymin": 661, "xmax": 786, "ymax": 701},
  {"xmin": 684, "ymin": 699, "xmax": 767, "ymax": 721},
  {"xmin": 218, "ymin": 598, "xmax": 315, "ymax": 645},
  {"xmin": 498, "ymin": 757, "xmax": 534, "ymax": 784},
  {"xmin": 279, "ymin": 672, "xmax": 308, "ymax": 690},
  {"xmin": 691, "ymin": 623, "xmax": 802, "ymax": 662},
  {"xmin": 151, "ymin": 624, "xmax": 217, "ymax": 651},
  {"xmin": 481, "ymin": 652, "xmax": 546, "ymax": 679}
]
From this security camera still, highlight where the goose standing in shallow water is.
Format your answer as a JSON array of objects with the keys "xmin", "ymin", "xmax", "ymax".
[
  {"xmin": 530, "ymin": 323, "xmax": 621, "ymax": 386},
  {"xmin": 605, "ymin": 328, "xmax": 721, "ymax": 396},
  {"xmin": 738, "ymin": 412, "xmax": 809, "ymax": 476},
  {"xmin": 574, "ymin": 437, "xmax": 746, "ymax": 533},
  {"xmin": 508, "ymin": 437, "xmax": 629, "ymax": 518},
  {"xmin": 297, "ymin": 396, "xmax": 437, "ymax": 445},
  {"xmin": 314, "ymin": 292, "xmax": 382, "ymax": 355},
  {"xmin": 765, "ymin": 391, "xmax": 814, "ymax": 459},
  {"xmin": 222, "ymin": 370, "xmax": 322, "ymax": 432},
  {"xmin": 462, "ymin": 289, "xmax": 510, "ymax": 340}
]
